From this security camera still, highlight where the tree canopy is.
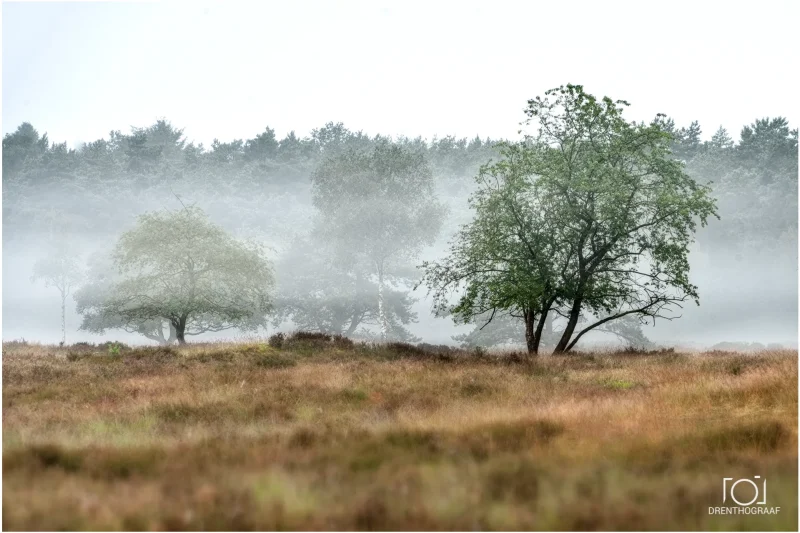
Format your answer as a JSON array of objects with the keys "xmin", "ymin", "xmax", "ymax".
[
  {"xmin": 271, "ymin": 236, "xmax": 420, "ymax": 342},
  {"xmin": 312, "ymin": 141, "xmax": 445, "ymax": 340},
  {"xmin": 421, "ymin": 85, "xmax": 718, "ymax": 354},
  {"xmin": 75, "ymin": 207, "xmax": 273, "ymax": 344}
]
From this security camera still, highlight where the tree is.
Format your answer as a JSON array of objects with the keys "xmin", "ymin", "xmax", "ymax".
[
  {"xmin": 673, "ymin": 120, "xmax": 703, "ymax": 161},
  {"xmin": 688, "ymin": 118, "xmax": 797, "ymax": 257},
  {"xmin": 2, "ymin": 122, "xmax": 49, "ymax": 178},
  {"xmin": 736, "ymin": 117, "xmax": 798, "ymax": 182},
  {"xmin": 709, "ymin": 126, "xmax": 734, "ymax": 151},
  {"xmin": 244, "ymin": 127, "xmax": 279, "ymax": 162},
  {"xmin": 76, "ymin": 207, "xmax": 273, "ymax": 344},
  {"xmin": 421, "ymin": 84, "xmax": 717, "ymax": 354},
  {"xmin": 272, "ymin": 237, "xmax": 419, "ymax": 341},
  {"xmin": 420, "ymin": 139, "xmax": 567, "ymax": 354},
  {"xmin": 74, "ymin": 250, "xmax": 180, "ymax": 345},
  {"xmin": 312, "ymin": 141, "xmax": 445, "ymax": 340},
  {"xmin": 31, "ymin": 244, "xmax": 83, "ymax": 346}
]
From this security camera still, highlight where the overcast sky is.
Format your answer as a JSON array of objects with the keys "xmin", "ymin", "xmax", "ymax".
[{"xmin": 3, "ymin": 1, "xmax": 798, "ymax": 148}]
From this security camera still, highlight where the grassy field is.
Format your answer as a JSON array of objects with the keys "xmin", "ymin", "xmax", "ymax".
[{"xmin": 2, "ymin": 334, "xmax": 797, "ymax": 531}]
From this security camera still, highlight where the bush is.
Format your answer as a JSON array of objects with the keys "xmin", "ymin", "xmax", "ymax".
[
  {"xmin": 332, "ymin": 334, "xmax": 354, "ymax": 349},
  {"xmin": 125, "ymin": 346, "xmax": 177, "ymax": 362},
  {"xmin": 65, "ymin": 342, "xmax": 96, "ymax": 355},
  {"xmin": 611, "ymin": 346, "xmax": 675, "ymax": 357},
  {"xmin": 291, "ymin": 332, "xmax": 332, "ymax": 342},
  {"xmin": 417, "ymin": 343, "xmax": 453, "ymax": 353},
  {"xmin": 383, "ymin": 342, "xmax": 457, "ymax": 362},
  {"xmin": 282, "ymin": 331, "xmax": 355, "ymax": 353},
  {"xmin": 268, "ymin": 333, "xmax": 285, "ymax": 349},
  {"xmin": 97, "ymin": 341, "xmax": 131, "ymax": 355},
  {"xmin": 386, "ymin": 342, "xmax": 426, "ymax": 357}
]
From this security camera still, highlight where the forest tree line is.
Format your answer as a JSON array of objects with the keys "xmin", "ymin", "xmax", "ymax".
[{"xmin": 4, "ymin": 85, "xmax": 797, "ymax": 350}]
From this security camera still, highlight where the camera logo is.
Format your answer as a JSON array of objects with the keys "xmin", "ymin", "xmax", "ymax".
[
  {"xmin": 723, "ymin": 476, "xmax": 766, "ymax": 506},
  {"xmin": 709, "ymin": 476, "xmax": 780, "ymax": 515}
]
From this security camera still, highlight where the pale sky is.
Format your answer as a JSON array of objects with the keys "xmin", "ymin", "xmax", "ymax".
[{"xmin": 2, "ymin": 0, "xmax": 798, "ymax": 148}]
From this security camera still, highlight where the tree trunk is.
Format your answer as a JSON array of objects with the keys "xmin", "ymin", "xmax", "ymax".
[
  {"xmin": 346, "ymin": 313, "xmax": 361, "ymax": 336},
  {"xmin": 377, "ymin": 267, "xmax": 388, "ymax": 341},
  {"xmin": 553, "ymin": 298, "xmax": 582, "ymax": 354},
  {"xmin": 60, "ymin": 290, "xmax": 66, "ymax": 346},
  {"xmin": 174, "ymin": 316, "xmax": 187, "ymax": 345},
  {"xmin": 523, "ymin": 308, "xmax": 537, "ymax": 355},
  {"xmin": 532, "ymin": 307, "xmax": 550, "ymax": 354}
]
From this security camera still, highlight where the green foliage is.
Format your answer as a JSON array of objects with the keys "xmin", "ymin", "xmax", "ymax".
[
  {"xmin": 686, "ymin": 116, "xmax": 798, "ymax": 257},
  {"xmin": 422, "ymin": 84, "xmax": 718, "ymax": 353},
  {"xmin": 311, "ymin": 141, "xmax": 445, "ymax": 339},
  {"xmin": 268, "ymin": 333, "xmax": 285, "ymax": 349},
  {"xmin": 600, "ymin": 378, "xmax": 636, "ymax": 390},
  {"xmin": 312, "ymin": 141, "xmax": 445, "ymax": 268},
  {"xmin": 76, "ymin": 207, "xmax": 274, "ymax": 343},
  {"xmin": 272, "ymin": 236, "xmax": 421, "ymax": 342},
  {"xmin": 74, "ymin": 249, "xmax": 181, "ymax": 345}
]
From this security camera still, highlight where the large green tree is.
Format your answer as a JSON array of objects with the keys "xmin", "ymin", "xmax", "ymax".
[
  {"xmin": 75, "ymin": 207, "xmax": 273, "ymax": 344},
  {"xmin": 421, "ymin": 85, "xmax": 718, "ymax": 354}
]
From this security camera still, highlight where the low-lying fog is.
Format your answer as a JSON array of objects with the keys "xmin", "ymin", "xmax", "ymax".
[{"xmin": 3, "ymin": 119, "xmax": 797, "ymax": 350}]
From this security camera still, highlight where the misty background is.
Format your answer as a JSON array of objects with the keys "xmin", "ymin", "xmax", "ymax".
[{"xmin": 2, "ymin": 1, "xmax": 798, "ymax": 349}]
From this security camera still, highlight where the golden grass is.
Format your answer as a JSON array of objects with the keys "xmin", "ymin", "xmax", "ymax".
[{"xmin": 2, "ymin": 338, "xmax": 797, "ymax": 530}]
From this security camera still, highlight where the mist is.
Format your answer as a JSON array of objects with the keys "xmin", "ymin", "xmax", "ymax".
[
  {"xmin": 2, "ymin": 2, "xmax": 798, "ymax": 352},
  {"xmin": 2, "ymin": 117, "xmax": 796, "ymax": 351}
]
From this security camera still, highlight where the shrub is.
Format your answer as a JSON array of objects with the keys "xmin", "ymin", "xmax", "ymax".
[
  {"xmin": 332, "ymin": 334, "xmax": 354, "ymax": 349},
  {"xmin": 98, "ymin": 341, "xmax": 131, "ymax": 352},
  {"xmin": 385, "ymin": 342, "xmax": 426, "ymax": 356},
  {"xmin": 268, "ymin": 333, "xmax": 285, "ymax": 349},
  {"xmin": 417, "ymin": 342, "xmax": 453, "ymax": 354},
  {"xmin": 125, "ymin": 346, "xmax": 177, "ymax": 362},
  {"xmin": 283, "ymin": 331, "xmax": 348, "ymax": 354},
  {"xmin": 291, "ymin": 332, "xmax": 331, "ymax": 342}
]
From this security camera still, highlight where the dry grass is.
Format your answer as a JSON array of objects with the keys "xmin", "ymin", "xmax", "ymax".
[{"xmin": 2, "ymin": 337, "xmax": 797, "ymax": 530}]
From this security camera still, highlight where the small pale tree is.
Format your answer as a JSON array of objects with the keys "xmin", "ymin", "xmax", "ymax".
[
  {"xmin": 77, "ymin": 207, "xmax": 273, "ymax": 344},
  {"xmin": 31, "ymin": 247, "xmax": 83, "ymax": 346},
  {"xmin": 421, "ymin": 85, "xmax": 718, "ymax": 354},
  {"xmin": 312, "ymin": 141, "xmax": 445, "ymax": 340}
]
